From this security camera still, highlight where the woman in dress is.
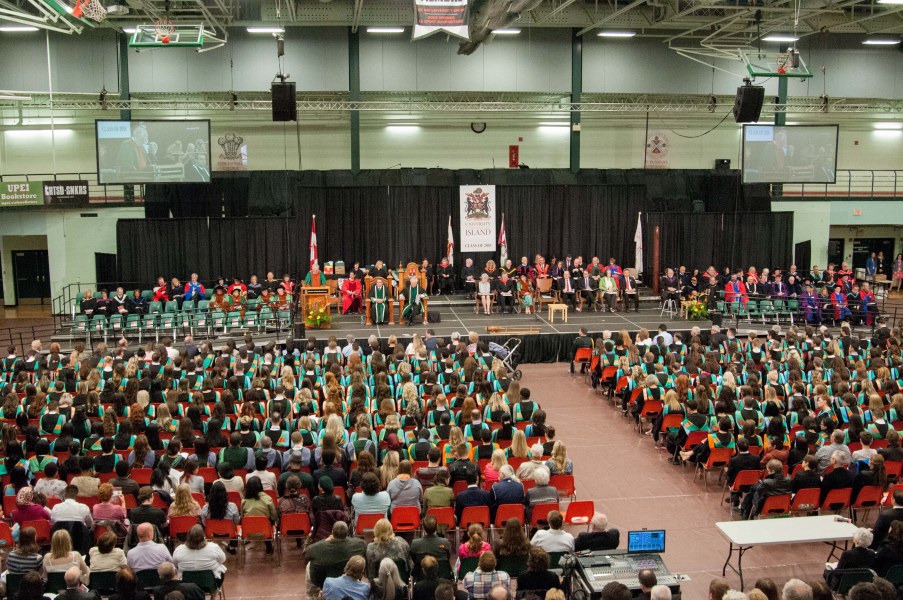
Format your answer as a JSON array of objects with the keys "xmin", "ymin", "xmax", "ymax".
[
  {"xmin": 893, "ymin": 254, "xmax": 903, "ymax": 291},
  {"xmin": 477, "ymin": 273, "xmax": 493, "ymax": 315},
  {"xmin": 517, "ymin": 274, "xmax": 534, "ymax": 315}
]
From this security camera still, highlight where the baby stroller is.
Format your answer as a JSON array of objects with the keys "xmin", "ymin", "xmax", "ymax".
[{"xmin": 488, "ymin": 338, "xmax": 522, "ymax": 381}]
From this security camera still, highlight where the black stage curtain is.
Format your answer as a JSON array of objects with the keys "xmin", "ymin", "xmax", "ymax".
[
  {"xmin": 120, "ymin": 184, "xmax": 647, "ymax": 283},
  {"xmin": 643, "ymin": 211, "xmax": 793, "ymax": 274}
]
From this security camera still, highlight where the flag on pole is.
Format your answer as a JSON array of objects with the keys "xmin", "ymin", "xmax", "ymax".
[
  {"xmin": 309, "ymin": 215, "xmax": 318, "ymax": 269},
  {"xmin": 634, "ymin": 212, "xmax": 643, "ymax": 275},
  {"xmin": 498, "ymin": 213, "xmax": 508, "ymax": 266},
  {"xmin": 446, "ymin": 215, "xmax": 455, "ymax": 266}
]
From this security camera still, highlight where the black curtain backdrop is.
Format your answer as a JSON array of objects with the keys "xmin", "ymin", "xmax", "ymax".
[{"xmin": 643, "ymin": 211, "xmax": 794, "ymax": 274}]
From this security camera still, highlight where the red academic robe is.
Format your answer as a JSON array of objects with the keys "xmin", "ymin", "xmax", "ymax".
[
  {"xmin": 724, "ymin": 281, "xmax": 748, "ymax": 306},
  {"xmin": 341, "ymin": 279, "xmax": 363, "ymax": 314}
]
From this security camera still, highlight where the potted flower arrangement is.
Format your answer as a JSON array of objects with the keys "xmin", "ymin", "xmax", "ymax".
[
  {"xmin": 306, "ymin": 307, "xmax": 332, "ymax": 329},
  {"xmin": 686, "ymin": 300, "xmax": 710, "ymax": 321}
]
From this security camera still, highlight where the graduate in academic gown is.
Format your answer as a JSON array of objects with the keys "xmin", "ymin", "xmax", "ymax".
[
  {"xmin": 341, "ymin": 272, "xmax": 363, "ymax": 314},
  {"xmin": 860, "ymin": 283, "xmax": 878, "ymax": 326},
  {"xmin": 209, "ymin": 286, "xmax": 230, "ymax": 313},
  {"xmin": 126, "ymin": 289, "xmax": 148, "ymax": 315},
  {"xmin": 399, "ymin": 275, "xmax": 427, "ymax": 326},
  {"xmin": 800, "ymin": 284, "xmax": 820, "ymax": 323},
  {"xmin": 273, "ymin": 287, "xmax": 293, "ymax": 311},
  {"xmin": 368, "ymin": 278, "xmax": 389, "ymax": 324},
  {"xmin": 461, "ymin": 258, "xmax": 478, "ymax": 299},
  {"xmin": 369, "ymin": 260, "xmax": 389, "ymax": 279},
  {"xmin": 257, "ymin": 289, "xmax": 275, "ymax": 311},
  {"xmin": 831, "ymin": 285, "xmax": 852, "ymax": 321},
  {"xmin": 228, "ymin": 288, "xmax": 247, "ymax": 317}
]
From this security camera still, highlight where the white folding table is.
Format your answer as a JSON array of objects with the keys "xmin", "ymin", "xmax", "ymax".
[{"xmin": 715, "ymin": 515, "xmax": 859, "ymax": 590}]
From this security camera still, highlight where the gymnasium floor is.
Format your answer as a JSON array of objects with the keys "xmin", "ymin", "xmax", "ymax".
[{"xmin": 219, "ymin": 363, "xmax": 838, "ymax": 599}]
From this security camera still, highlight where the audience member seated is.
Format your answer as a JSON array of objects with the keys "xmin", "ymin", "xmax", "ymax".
[
  {"xmin": 304, "ymin": 522, "xmax": 366, "ymax": 599},
  {"xmin": 151, "ymin": 562, "xmax": 204, "ymax": 600},
  {"xmin": 742, "ymin": 459, "xmax": 792, "ymax": 520},
  {"xmin": 872, "ymin": 521, "xmax": 903, "ymax": 577},
  {"xmin": 34, "ymin": 462, "xmax": 67, "ymax": 500},
  {"xmin": 129, "ymin": 487, "xmax": 168, "ymax": 534},
  {"xmin": 351, "ymin": 472, "xmax": 390, "ymax": 527},
  {"xmin": 322, "ymin": 556, "xmax": 370, "ymax": 600},
  {"xmin": 575, "ymin": 512, "xmax": 620, "ymax": 552},
  {"xmin": 93, "ymin": 483, "xmax": 129, "ymax": 533},
  {"xmin": 459, "ymin": 523, "xmax": 492, "ymax": 559},
  {"xmin": 410, "ymin": 514, "xmax": 451, "ymax": 568},
  {"xmin": 530, "ymin": 510, "xmax": 575, "ymax": 553},
  {"xmin": 241, "ymin": 476, "xmax": 278, "ymax": 555},
  {"xmin": 423, "ymin": 470, "xmax": 455, "ymax": 513},
  {"xmin": 516, "ymin": 546, "xmax": 562, "ymax": 597},
  {"xmin": 365, "ymin": 519, "xmax": 413, "ymax": 590},
  {"xmin": 88, "ymin": 531, "xmax": 127, "ymax": 572},
  {"xmin": 825, "ymin": 528, "xmax": 875, "ymax": 589},
  {"xmin": 872, "ymin": 489, "xmax": 903, "ymax": 549},
  {"xmin": 820, "ymin": 450, "xmax": 855, "ymax": 504},
  {"xmin": 7, "ymin": 526, "xmax": 44, "ymax": 575},
  {"xmin": 454, "ymin": 472, "xmax": 491, "ymax": 524},
  {"xmin": 43, "ymin": 530, "xmax": 90, "ymax": 584},
  {"xmin": 110, "ymin": 462, "xmax": 141, "ymax": 500},
  {"xmin": 524, "ymin": 467, "xmax": 558, "ymax": 521},
  {"xmin": 56, "ymin": 565, "xmax": 99, "ymax": 600},
  {"xmin": 792, "ymin": 456, "xmax": 823, "ymax": 494},
  {"xmin": 127, "ymin": 523, "xmax": 172, "ymax": 573},
  {"xmin": 171, "ymin": 525, "xmax": 227, "ymax": 584},
  {"xmin": 516, "ymin": 445, "xmax": 547, "ymax": 481},
  {"xmin": 386, "ymin": 459, "xmax": 423, "ymax": 512},
  {"xmin": 108, "ymin": 566, "xmax": 150, "ymax": 600},
  {"xmin": 462, "ymin": 552, "xmax": 510, "ymax": 600},
  {"xmin": 51, "ymin": 485, "xmax": 94, "ymax": 529},
  {"xmin": 495, "ymin": 517, "xmax": 531, "ymax": 557}
]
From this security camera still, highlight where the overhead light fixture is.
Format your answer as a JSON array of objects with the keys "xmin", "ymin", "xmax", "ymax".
[
  {"xmin": 597, "ymin": 31, "xmax": 636, "ymax": 37},
  {"xmin": 493, "ymin": 28, "xmax": 521, "ymax": 34},
  {"xmin": 874, "ymin": 122, "xmax": 902, "ymax": 130},
  {"xmin": 0, "ymin": 94, "xmax": 33, "ymax": 100},
  {"xmin": 538, "ymin": 122, "xmax": 569, "ymax": 126},
  {"xmin": 0, "ymin": 25, "xmax": 39, "ymax": 31},
  {"xmin": 122, "ymin": 27, "xmax": 137, "ymax": 33},
  {"xmin": 762, "ymin": 34, "xmax": 799, "ymax": 42},
  {"xmin": 878, "ymin": 0, "xmax": 903, "ymax": 4},
  {"xmin": 246, "ymin": 26, "xmax": 284, "ymax": 33},
  {"xmin": 863, "ymin": 38, "xmax": 901, "ymax": 45},
  {"xmin": 367, "ymin": 27, "xmax": 404, "ymax": 33}
]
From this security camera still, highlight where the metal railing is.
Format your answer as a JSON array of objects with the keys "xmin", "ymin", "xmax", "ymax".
[
  {"xmin": 0, "ymin": 172, "xmax": 144, "ymax": 204},
  {"xmin": 779, "ymin": 170, "xmax": 903, "ymax": 200},
  {"xmin": 0, "ymin": 324, "xmax": 60, "ymax": 353}
]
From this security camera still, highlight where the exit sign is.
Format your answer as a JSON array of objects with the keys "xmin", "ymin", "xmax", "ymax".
[{"xmin": 853, "ymin": 209, "xmax": 862, "ymax": 216}]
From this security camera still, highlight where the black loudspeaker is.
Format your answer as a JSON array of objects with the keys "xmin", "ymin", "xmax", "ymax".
[
  {"xmin": 733, "ymin": 85, "xmax": 765, "ymax": 123},
  {"xmin": 271, "ymin": 82, "xmax": 297, "ymax": 121},
  {"xmin": 711, "ymin": 312, "xmax": 724, "ymax": 327},
  {"xmin": 714, "ymin": 158, "xmax": 731, "ymax": 171},
  {"xmin": 293, "ymin": 321, "xmax": 305, "ymax": 339}
]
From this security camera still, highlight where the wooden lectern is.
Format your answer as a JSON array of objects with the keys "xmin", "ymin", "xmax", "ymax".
[{"xmin": 300, "ymin": 286, "xmax": 330, "ymax": 319}]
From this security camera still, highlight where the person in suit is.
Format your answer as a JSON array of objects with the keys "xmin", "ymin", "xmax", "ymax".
[
  {"xmin": 825, "ymin": 528, "xmax": 875, "ymax": 589},
  {"xmin": 489, "ymin": 466, "xmax": 524, "ymax": 522},
  {"xmin": 151, "ymin": 562, "xmax": 204, "ymax": 600},
  {"xmin": 495, "ymin": 272, "xmax": 516, "ymax": 314},
  {"xmin": 726, "ymin": 439, "xmax": 762, "ymax": 508},
  {"xmin": 570, "ymin": 328, "xmax": 593, "ymax": 375},
  {"xmin": 820, "ymin": 451, "xmax": 855, "ymax": 504},
  {"xmin": 871, "ymin": 489, "xmax": 903, "ymax": 549},
  {"xmin": 454, "ymin": 472, "xmax": 491, "ymax": 524},
  {"xmin": 872, "ymin": 520, "xmax": 903, "ymax": 577},
  {"xmin": 578, "ymin": 271, "xmax": 598, "ymax": 312},
  {"xmin": 660, "ymin": 268, "xmax": 680, "ymax": 305},
  {"xmin": 622, "ymin": 269, "xmax": 640, "ymax": 313},
  {"xmin": 556, "ymin": 270, "xmax": 578, "ymax": 309},
  {"xmin": 792, "ymin": 455, "xmax": 823, "ymax": 493},
  {"xmin": 575, "ymin": 512, "xmax": 620, "ymax": 552}
]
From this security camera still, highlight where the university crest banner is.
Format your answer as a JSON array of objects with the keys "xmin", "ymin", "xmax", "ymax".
[{"xmin": 459, "ymin": 185, "xmax": 496, "ymax": 252}]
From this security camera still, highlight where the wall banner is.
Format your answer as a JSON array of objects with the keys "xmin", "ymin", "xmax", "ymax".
[
  {"xmin": 459, "ymin": 185, "xmax": 496, "ymax": 252},
  {"xmin": 412, "ymin": 0, "xmax": 469, "ymax": 41}
]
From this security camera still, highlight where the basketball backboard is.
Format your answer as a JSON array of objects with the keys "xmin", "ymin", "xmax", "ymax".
[
  {"xmin": 129, "ymin": 23, "xmax": 204, "ymax": 47},
  {"xmin": 740, "ymin": 49, "xmax": 813, "ymax": 79}
]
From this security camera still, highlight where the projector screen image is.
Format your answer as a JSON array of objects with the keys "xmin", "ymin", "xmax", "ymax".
[
  {"xmin": 96, "ymin": 120, "xmax": 211, "ymax": 185},
  {"xmin": 742, "ymin": 124, "xmax": 838, "ymax": 184}
]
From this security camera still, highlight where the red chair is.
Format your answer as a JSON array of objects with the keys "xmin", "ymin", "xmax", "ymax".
[
  {"xmin": 695, "ymin": 447, "xmax": 734, "ymax": 491},
  {"xmin": 791, "ymin": 487, "xmax": 822, "ymax": 514},
  {"xmin": 77, "ymin": 496, "xmax": 99, "ymax": 511},
  {"xmin": 279, "ymin": 512, "xmax": 311, "ymax": 548},
  {"xmin": 264, "ymin": 489, "xmax": 278, "ymax": 505},
  {"xmin": 885, "ymin": 484, "xmax": 903, "ymax": 506},
  {"xmin": 191, "ymin": 492, "xmax": 206, "ymax": 507},
  {"xmin": 241, "ymin": 515, "xmax": 274, "ymax": 543},
  {"xmin": 529, "ymin": 502, "xmax": 559, "ymax": 532},
  {"xmin": 872, "ymin": 440, "xmax": 889, "ymax": 450},
  {"xmin": 227, "ymin": 491, "xmax": 243, "ymax": 509},
  {"xmin": 508, "ymin": 457, "xmax": 528, "ymax": 472},
  {"xmin": 757, "ymin": 494, "xmax": 792, "ymax": 518},
  {"xmin": 493, "ymin": 504, "xmax": 525, "ymax": 538},
  {"xmin": 3, "ymin": 495, "xmax": 17, "ymax": 516},
  {"xmin": 390, "ymin": 506, "xmax": 421, "ymax": 533},
  {"xmin": 886, "ymin": 461, "xmax": 903, "ymax": 483},
  {"xmin": 123, "ymin": 494, "xmax": 138, "ymax": 510},
  {"xmin": 452, "ymin": 480, "xmax": 468, "ymax": 495},
  {"xmin": 22, "ymin": 519, "xmax": 51, "ymax": 545},
  {"xmin": 564, "ymin": 500, "xmax": 594, "ymax": 530},
  {"xmin": 549, "ymin": 474, "xmax": 576, "ymax": 501},
  {"xmin": 204, "ymin": 519, "xmax": 239, "ymax": 545},
  {"xmin": 852, "ymin": 485, "xmax": 884, "ymax": 520},
  {"xmin": 97, "ymin": 472, "xmax": 116, "ymax": 484},
  {"xmin": 637, "ymin": 400, "xmax": 663, "ymax": 433},
  {"xmin": 355, "ymin": 513, "xmax": 384, "ymax": 536},
  {"xmin": 747, "ymin": 446, "xmax": 763, "ymax": 456},
  {"xmin": 170, "ymin": 515, "xmax": 199, "ymax": 542},
  {"xmin": 820, "ymin": 488, "xmax": 853, "ymax": 513},
  {"xmin": 0, "ymin": 521, "xmax": 14, "ymax": 547},
  {"xmin": 521, "ymin": 479, "xmax": 536, "ymax": 493},
  {"xmin": 333, "ymin": 487, "xmax": 347, "ymax": 507},
  {"xmin": 682, "ymin": 431, "xmax": 708, "ymax": 454},
  {"xmin": 572, "ymin": 348, "xmax": 592, "ymax": 375},
  {"xmin": 198, "ymin": 467, "xmax": 218, "ymax": 485},
  {"xmin": 45, "ymin": 496, "xmax": 62, "ymax": 509},
  {"xmin": 720, "ymin": 469, "xmax": 762, "ymax": 507},
  {"xmin": 460, "ymin": 506, "xmax": 490, "ymax": 530},
  {"xmin": 151, "ymin": 494, "xmax": 169, "ymax": 510},
  {"xmin": 426, "ymin": 506, "xmax": 456, "ymax": 535},
  {"xmin": 131, "ymin": 468, "xmax": 153, "ymax": 485}
]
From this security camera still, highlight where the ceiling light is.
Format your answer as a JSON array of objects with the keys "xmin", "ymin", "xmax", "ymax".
[
  {"xmin": 493, "ymin": 28, "xmax": 521, "ymax": 34},
  {"xmin": 597, "ymin": 31, "xmax": 636, "ymax": 37},
  {"xmin": 122, "ymin": 27, "xmax": 137, "ymax": 33},
  {"xmin": 863, "ymin": 38, "xmax": 900, "ymax": 45},
  {"xmin": 538, "ymin": 122, "xmax": 569, "ymax": 126},
  {"xmin": 762, "ymin": 35, "xmax": 799, "ymax": 42},
  {"xmin": 874, "ymin": 122, "xmax": 902, "ymax": 130},
  {"xmin": 367, "ymin": 27, "xmax": 404, "ymax": 33},
  {"xmin": 246, "ymin": 26, "xmax": 284, "ymax": 33},
  {"xmin": 0, "ymin": 94, "xmax": 32, "ymax": 100},
  {"xmin": 0, "ymin": 25, "xmax": 39, "ymax": 31},
  {"xmin": 878, "ymin": 0, "xmax": 903, "ymax": 4}
]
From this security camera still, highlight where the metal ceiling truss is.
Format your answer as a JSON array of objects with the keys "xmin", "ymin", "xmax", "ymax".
[{"xmin": 1, "ymin": 91, "xmax": 900, "ymax": 114}]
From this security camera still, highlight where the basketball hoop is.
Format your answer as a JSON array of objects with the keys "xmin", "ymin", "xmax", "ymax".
[
  {"xmin": 776, "ymin": 51, "xmax": 792, "ymax": 75},
  {"xmin": 154, "ymin": 17, "xmax": 175, "ymax": 44},
  {"xmin": 72, "ymin": 0, "xmax": 107, "ymax": 21}
]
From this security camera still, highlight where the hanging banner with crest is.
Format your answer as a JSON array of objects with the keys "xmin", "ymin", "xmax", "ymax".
[
  {"xmin": 412, "ymin": 0, "xmax": 470, "ymax": 41},
  {"xmin": 459, "ymin": 185, "xmax": 496, "ymax": 252}
]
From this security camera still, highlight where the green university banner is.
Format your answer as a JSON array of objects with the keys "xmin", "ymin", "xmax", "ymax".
[{"xmin": 0, "ymin": 182, "xmax": 44, "ymax": 207}]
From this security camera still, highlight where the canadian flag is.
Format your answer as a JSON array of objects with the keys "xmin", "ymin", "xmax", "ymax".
[
  {"xmin": 309, "ymin": 215, "xmax": 318, "ymax": 269},
  {"xmin": 446, "ymin": 215, "xmax": 454, "ymax": 266}
]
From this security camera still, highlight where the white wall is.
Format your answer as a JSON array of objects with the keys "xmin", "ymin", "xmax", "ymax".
[{"xmin": 0, "ymin": 208, "xmax": 144, "ymax": 306}]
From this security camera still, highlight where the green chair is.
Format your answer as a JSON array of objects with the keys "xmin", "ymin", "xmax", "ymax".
[
  {"xmin": 210, "ymin": 311, "xmax": 227, "ymax": 331},
  {"xmin": 6, "ymin": 572, "xmax": 23, "ymax": 599},
  {"xmin": 204, "ymin": 289, "xmax": 214, "ymax": 299},
  {"xmin": 831, "ymin": 568, "xmax": 875, "ymax": 595},
  {"xmin": 715, "ymin": 300, "xmax": 726, "ymax": 314},
  {"xmin": 759, "ymin": 300, "xmax": 777, "ymax": 323},
  {"xmin": 141, "ymin": 290, "xmax": 154, "ymax": 301},
  {"xmin": 884, "ymin": 564, "xmax": 903, "ymax": 588},
  {"xmin": 125, "ymin": 314, "xmax": 142, "ymax": 337},
  {"xmin": 247, "ymin": 298, "xmax": 259, "ymax": 310},
  {"xmin": 181, "ymin": 570, "xmax": 223, "ymax": 599},
  {"xmin": 746, "ymin": 299, "xmax": 763, "ymax": 323},
  {"xmin": 277, "ymin": 310, "xmax": 292, "ymax": 328},
  {"xmin": 108, "ymin": 314, "xmax": 125, "ymax": 334},
  {"xmin": 181, "ymin": 299, "xmax": 196, "ymax": 313},
  {"xmin": 244, "ymin": 312, "xmax": 260, "ymax": 331},
  {"xmin": 787, "ymin": 298, "xmax": 800, "ymax": 323},
  {"xmin": 46, "ymin": 571, "xmax": 67, "ymax": 594},
  {"xmin": 164, "ymin": 300, "xmax": 179, "ymax": 313},
  {"xmin": 191, "ymin": 311, "xmax": 210, "ymax": 337},
  {"xmin": 70, "ymin": 314, "xmax": 89, "ymax": 334},
  {"xmin": 89, "ymin": 315, "xmax": 107, "ymax": 338},
  {"xmin": 136, "ymin": 569, "xmax": 161, "ymax": 590},
  {"xmin": 226, "ymin": 311, "xmax": 243, "ymax": 331},
  {"xmin": 142, "ymin": 314, "xmax": 159, "ymax": 339},
  {"xmin": 394, "ymin": 558, "xmax": 411, "ymax": 587},
  {"xmin": 497, "ymin": 553, "xmax": 529, "ymax": 578},
  {"xmin": 197, "ymin": 299, "xmax": 210, "ymax": 311},
  {"xmin": 548, "ymin": 551, "xmax": 567, "ymax": 570},
  {"xmin": 734, "ymin": 300, "xmax": 751, "ymax": 323},
  {"xmin": 149, "ymin": 301, "xmax": 163, "ymax": 314},
  {"xmin": 89, "ymin": 570, "xmax": 118, "ymax": 596},
  {"xmin": 160, "ymin": 312, "xmax": 178, "ymax": 332},
  {"xmin": 457, "ymin": 556, "xmax": 480, "ymax": 580},
  {"xmin": 259, "ymin": 307, "xmax": 275, "ymax": 328}
]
